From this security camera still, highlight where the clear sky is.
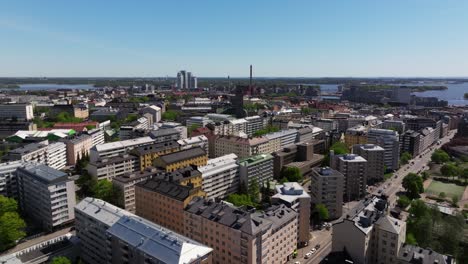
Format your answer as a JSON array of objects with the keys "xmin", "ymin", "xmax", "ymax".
[{"xmin": 1, "ymin": 0, "xmax": 468, "ymax": 77}]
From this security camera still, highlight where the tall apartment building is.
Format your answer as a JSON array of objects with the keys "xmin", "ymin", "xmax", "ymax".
[
  {"xmin": 135, "ymin": 178, "xmax": 203, "ymax": 234},
  {"xmin": 139, "ymin": 105, "xmax": 161, "ymax": 123},
  {"xmin": 352, "ymin": 144, "xmax": 385, "ymax": 184},
  {"xmin": 214, "ymin": 136, "xmax": 271, "ymax": 158},
  {"xmin": 130, "ymin": 140, "xmax": 180, "ymax": 171},
  {"xmin": 331, "ymin": 153, "xmax": 367, "ymax": 201},
  {"xmin": 46, "ymin": 142, "xmax": 67, "ymax": 170},
  {"xmin": 271, "ymin": 182, "xmax": 311, "ymax": 247},
  {"xmin": 310, "ymin": 167, "xmax": 344, "ymax": 219},
  {"xmin": 87, "ymin": 154, "xmax": 138, "ymax": 180},
  {"xmin": 273, "ymin": 142, "xmax": 324, "ymax": 179},
  {"xmin": 332, "ymin": 196, "xmax": 406, "ymax": 264},
  {"xmin": 7, "ymin": 142, "xmax": 48, "ymax": 164},
  {"xmin": 17, "ymin": 164, "xmax": 76, "ymax": 231},
  {"xmin": 0, "ymin": 160, "xmax": 24, "ymax": 198},
  {"xmin": 238, "ymin": 154, "xmax": 274, "ymax": 189},
  {"xmin": 345, "ymin": 125, "xmax": 368, "ymax": 148},
  {"xmin": 185, "ymin": 197, "xmax": 298, "ymax": 264},
  {"xmin": 313, "ymin": 118, "xmax": 337, "ymax": 132},
  {"xmin": 0, "ymin": 103, "xmax": 34, "ymax": 121},
  {"xmin": 245, "ymin": 115, "xmax": 265, "ymax": 136},
  {"xmin": 64, "ymin": 134, "xmax": 93, "ymax": 165},
  {"xmin": 89, "ymin": 136, "xmax": 155, "ymax": 162},
  {"xmin": 367, "ymin": 128, "xmax": 400, "ymax": 171},
  {"xmin": 86, "ymin": 128, "xmax": 105, "ymax": 147},
  {"xmin": 198, "ymin": 153, "xmax": 239, "ymax": 200},
  {"xmin": 265, "ymin": 129, "xmax": 298, "ymax": 149},
  {"xmin": 382, "ymin": 120, "xmax": 406, "ymax": 134},
  {"xmin": 149, "ymin": 128, "xmax": 182, "ymax": 143},
  {"xmin": 75, "ymin": 198, "xmax": 212, "ymax": 264},
  {"xmin": 178, "ymin": 135, "xmax": 209, "ymax": 153},
  {"xmin": 154, "ymin": 147, "xmax": 207, "ymax": 172}
]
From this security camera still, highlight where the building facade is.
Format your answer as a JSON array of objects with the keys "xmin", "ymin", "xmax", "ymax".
[
  {"xmin": 198, "ymin": 153, "xmax": 239, "ymax": 200},
  {"xmin": 367, "ymin": 128, "xmax": 400, "ymax": 171},
  {"xmin": 352, "ymin": 144, "xmax": 385, "ymax": 184},
  {"xmin": 310, "ymin": 167, "xmax": 344, "ymax": 219},
  {"xmin": 331, "ymin": 153, "xmax": 367, "ymax": 201}
]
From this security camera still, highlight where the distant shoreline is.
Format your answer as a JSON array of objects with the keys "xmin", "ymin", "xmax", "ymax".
[{"xmin": 410, "ymin": 86, "xmax": 448, "ymax": 92}]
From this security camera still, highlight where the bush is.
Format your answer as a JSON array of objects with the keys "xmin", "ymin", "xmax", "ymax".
[{"xmin": 397, "ymin": 195, "xmax": 411, "ymax": 208}]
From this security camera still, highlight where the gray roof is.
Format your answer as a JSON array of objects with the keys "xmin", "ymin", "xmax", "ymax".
[
  {"xmin": 10, "ymin": 142, "xmax": 47, "ymax": 155},
  {"xmin": 132, "ymin": 140, "xmax": 180, "ymax": 156},
  {"xmin": 398, "ymin": 244, "xmax": 455, "ymax": 264},
  {"xmin": 253, "ymin": 204, "xmax": 297, "ymax": 231},
  {"xmin": 149, "ymin": 128, "xmax": 180, "ymax": 138},
  {"xmin": 75, "ymin": 197, "xmax": 132, "ymax": 227},
  {"xmin": 107, "ymin": 216, "xmax": 212, "ymax": 264},
  {"xmin": 159, "ymin": 147, "xmax": 206, "ymax": 165},
  {"xmin": 136, "ymin": 179, "xmax": 192, "ymax": 201},
  {"xmin": 18, "ymin": 163, "xmax": 68, "ymax": 185}
]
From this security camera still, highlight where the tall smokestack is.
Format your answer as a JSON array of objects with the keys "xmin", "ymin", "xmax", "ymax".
[{"xmin": 249, "ymin": 65, "xmax": 253, "ymax": 95}]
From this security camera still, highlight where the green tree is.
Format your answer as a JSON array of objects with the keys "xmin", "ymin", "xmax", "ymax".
[
  {"xmin": 439, "ymin": 192, "xmax": 446, "ymax": 199},
  {"xmin": 451, "ymin": 195, "xmax": 459, "ymax": 207},
  {"xmin": 462, "ymin": 168, "xmax": 468, "ymax": 183},
  {"xmin": 431, "ymin": 149, "xmax": 450, "ymax": 164},
  {"xmin": 315, "ymin": 204, "xmax": 329, "ymax": 222},
  {"xmin": 0, "ymin": 212, "xmax": 26, "ymax": 251},
  {"xmin": 440, "ymin": 163, "xmax": 460, "ymax": 180},
  {"xmin": 92, "ymin": 180, "xmax": 115, "ymax": 203},
  {"xmin": 322, "ymin": 142, "xmax": 348, "ymax": 166},
  {"xmin": 50, "ymin": 256, "xmax": 72, "ymax": 264},
  {"xmin": 188, "ymin": 124, "xmax": 200, "ymax": 136},
  {"xmin": 421, "ymin": 171, "xmax": 430, "ymax": 181},
  {"xmin": 400, "ymin": 152, "xmax": 412, "ymax": 165},
  {"xmin": 162, "ymin": 110, "xmax": 179, "ymax": 121},
  {"xmin": 406, "ymin": 233, "xmax": 417, "ymax": 245},
  {"xmin": 397, "ymin": 195, "xmax": 411, "ymax": 208},
  {"xmin": 402, "ymin": 173, "xmax": 424, "ymax": 199},
  {"xmin": 281, "ymin": 167, "xmax": 302, "ymax": 182},
  {"xmin": 225, "ymin": 194, "xmax": 255, "ymax": 207},
  {"xmin": 248, "ymin": 180, "xmax": 260, "ymax": 204},
  {"xmin": 0, "ymin": 195, "xmax": 18, "ymax": 216}
]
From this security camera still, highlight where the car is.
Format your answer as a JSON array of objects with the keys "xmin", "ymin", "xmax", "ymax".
[
  {"xmin": 294, "ymin": 262, "xmax": 301, "ymax": 264},
  {"xmin": 315, "ymin": 244, "xmax": 321, "ymax": 249},
  {"xmin": 305, "ymin": 252, "xmax": 312, "ymax": 259},
  {"xmin": 310, "ymin": 248, "xmax": 316, "ymax": 254}
]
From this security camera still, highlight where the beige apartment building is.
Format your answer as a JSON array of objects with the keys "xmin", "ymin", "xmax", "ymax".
[
  {"xmin": 64, "ymin": 134, "xmax": 93, "ymax": 165},
  {"xmin": 185, "ymin": 197, "xmax": 298, "ymax": 264},
  {"xmin": 352, "ymin": 144, "xmax": 385, "ymax": 184},
  {"xmin": 214, "ymin": 135, "xmax": 276, "ymax": 158}
]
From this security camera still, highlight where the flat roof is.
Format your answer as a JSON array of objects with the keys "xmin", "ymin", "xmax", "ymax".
[
  {"xmin": 159, "ymin": 147, "xmax": 206, "ymax": 165},
  {"xmin": 94, "ymin": 136, "xmax": 155, "ymax": 152},
  {"xmin": 75, "ymin": 197, "xmax": 133, "ymax": 227},
  {"xmin": 19, "ymin": 163, "xmax": 68, "ymax": 184}
]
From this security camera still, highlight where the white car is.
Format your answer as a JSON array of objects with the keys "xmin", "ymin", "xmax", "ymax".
[
  {"xmin": 305, "ymin": 252, "xmax": 312, "ymax": 259},
  {"xmin": 310, "ymin": 248, "xmax": 317, "ymax": 254}
]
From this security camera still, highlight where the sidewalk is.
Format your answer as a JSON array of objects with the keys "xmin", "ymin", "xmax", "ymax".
[{"xmin": 287, "ymin": 228, "xmax": 332, "ymax": 263}]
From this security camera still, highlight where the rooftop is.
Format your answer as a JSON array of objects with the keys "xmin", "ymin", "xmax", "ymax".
[
  {"xmin": 136, "ymin": 179, "xmax": 192, "ymax": 201},
  {"xmin": 312, "ymin": 167, "xmax": 344, "ymax": 178},
  {"xmin": 158, "ymin": 147, "xmax": 206, "ymax": 165},
  {"xmin": 19, "ymin": 163, "xmax": 68, "ymax": 185},
  {"xmin": 75, "ymin": 197, "xmax": 133, "ymax": 227},
  {"xmin": 338, "ymin": 154, "xmax": 367, "ymax": 162},
  {"xmin": 10, "ymin": 142, "xmax": 48, "ymax": 155},
  {"xmin": 94, "ymin": 136, "xmax": 155, "ymax": 152},
  {"xmin": 398, "ymin": 244, "xmax": 455, "ymax": 264},
  {"xmin": 217, "ymin": 135, "xmax": 268, "ymax": 145},
  {"xmin": 149, "ymin": 128, "xmax": 180, "ymax": 138},
  {"xmin": 238, "ymin": 154, "xmax": 273, "ymax": 166},
  {"xmin": 272, "ymin": 182, "xmax": 310, "ymax": 204},
  {"xmin": 131, "ymin": 140, "xmax": 179, "ymax": 156}
]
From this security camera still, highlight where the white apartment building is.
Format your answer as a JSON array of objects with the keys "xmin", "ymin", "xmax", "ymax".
[
  {"xmin": 0, "ymin": 103, "xmax": 34, "ymax": 121},
  {"xmin": 140, "ymin": 105, "xmax": 161, "ymax": 123},
  {"xmin": 8, "ymin": 142, "xmax": 49, "ymax": 164},
  {"xmin": 177, "ymin": 135, "xmax": 209, "ymax": 153},
  {"xmin": 17, "ymin": 164, "xmax": 76, "ymax": 231},
  {"xmin": 310, "ymin": 167, "xmax": 344, "ymax": 219},
  {"xmin": 214, "ymin": 135, "xmax": 272, "ymax": 158},
  {"xmin": 0, "ymin": 160, "xmax": 24, "ymax": 198},
  {"xmin": 265, "ymin": 129, "xmax": 298, "ymax": 149},
  {"xmin": 331, "ymin": 153, "xmax": 368, "ymax": 201},
  {"xmin": 238, "ymin": 153, "xmax": 274, "ymax": 188},
  {"xmin": 89, "ymin": 136, "xmax": 155, "ymax": 162},
  {"xmin": 198, "ymin": 153, "xmax": 239, "ymax": 200},
  {"xmin": 245, "ymin": 115, "xmax": 265, "ymax": 136},
  {"xmin": 367, "ymin": 128, "xmax": 400, "ymax": 171},
  {"xmin": 46, "ymin": 142, "xmax": 67, "ymax": 170},
  {"xmin": 87, "ymin": 154, "xmax": 138, "ymax": 181},
  {"xmin": 86, "ymin": 128, "xmax": 105, "ymax": 147}
]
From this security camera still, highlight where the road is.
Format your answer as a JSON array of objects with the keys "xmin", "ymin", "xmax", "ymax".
[
  {"xmin": 286, "ymin": 228, "xmax": 332, "ymax": 264},
  {"xmin": 372, "ymin": 130, "xmax": 455, "ymax": 206}
]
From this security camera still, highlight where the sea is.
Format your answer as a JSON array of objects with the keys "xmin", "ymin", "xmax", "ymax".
[{"xmin": 17, "ymin": 84, "xmax": 95, "ymax": 90}]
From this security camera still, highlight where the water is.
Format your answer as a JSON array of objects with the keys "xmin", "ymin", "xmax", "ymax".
[{"xmin": 17, "ymin": 83, "xmax": 95, "ymax": 91}]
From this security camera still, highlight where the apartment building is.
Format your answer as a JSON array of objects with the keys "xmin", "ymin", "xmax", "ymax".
[
  {"xmin": 130, "ymin": 140, "xmax": 180, "ymax": 171},
  {"xmin": 17, "ymin": 164, "xmax": 76, "ymax": 231},
  {"xmin": 382, "ymin": 120, "xmax": 406, "ymax": 134},
  {"xmin": 154, "ymin": 147, "xmax": 208, "ymax": 172},
  {"xmin": 139, "ymin": 105, "xmax": 161, "ymax": 123},
  {"xmin": 271, "ymin": 182, "xmax": 311, "ymax": 246},
  {"xmin": 87, "ymin": 154, "xmax": 138, "ymax": 180},
  {"xmin": 214, "ymin": 136, "xmax": 271, "ymax": 158},
  {"xmin": 345, "ymin": 125, "xmax": 368, "ymax": 148},
  {"xmin": 46, "ymin": 142, "xmax": 67, "ymax": 170},
  {"xmin": 149, "ymin": 128, "xmax": 182, "ymax": 144},
  {"xmin": 135, "ymin": 178, "xmax": 203, "ymax": 234},
  {"xmin": 265, "ymin": 129, "xmax": 298, "ymax": 149},
  {"xmin": 75, "ymin": 198, "xmax": 212, "ymax": 264},
  {"xmin": 64, "ymin": 134, "xmax": 93, "ymax": 165},
  {"xmin": 0, "ymin": 103, "xmax": 34, "ymax": 121},
  {"xmin": 198, "ymin": 153, "xmax": 239, "ymax": 200},
  {"xmin": 352, "ymin": 144, "xmax": 385, "ymax": 184},
  {"xmin": 86, "ymin": 128, "xmax": 105, "ymax": 147},
  {"xmin": 185, "ymin": 197, "xmax": 298, "ymax": 264},
  {"xmin": 0, "ymin": 160, "xmax": 24, "ymax": 198},
  {"xmin": 397, "ymin": 244, "xmax": 456, "ymax": 264},
  {"xmin": 331, "ymin": 153, "xmax": 367, "ymax": 201},
  {"xmin": 89, "ymin": 136, "xmax": 155, "ymax": 162},
  {"xmin": 238, "ymin": 154, "xmax": 274, "ymax": 189},
  {"xmin": 273, "ymin": 142, "xmax": 324, "ymax": 179},
  {"xmin": 245, "ymin": 115, "xmax": 265, "ymax": 136},
  {"xmin": 310, "ymin": 167, "xmax": 344, "ymax": 219},
  {"xmin": 186, "ymin": 116, "xmax": 213, "ymax": 128},
  {"xmin": 7, "ymin": 142, "xmax": 48, "ymax": 164},
  {"xmin": 332, "ymin": 197, "xmax": 406, "ymax": 264},
  {"xmin": 367, "ymin": 128, "xmax": 400, "ymax": 171},
  {"xmin": 119, "ymin": 117, "xmax": 150, "ymax": 140},
  {"xmin": 178, "ymin": 135, "xmax": 209, "ymax": 153}
]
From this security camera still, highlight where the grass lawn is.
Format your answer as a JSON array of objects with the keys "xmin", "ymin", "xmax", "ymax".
[
  {"xmin": 425, "ymin": 180, "xmax": 465, "ymax": 198},
  {"xmin": 384, "ymin": 172, "xmax": 393, "ymax": 180}
]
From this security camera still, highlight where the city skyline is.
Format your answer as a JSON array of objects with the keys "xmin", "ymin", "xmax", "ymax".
[{"xmin": 1, "ymin": 0, "xmax": 468, "ymax": 77}]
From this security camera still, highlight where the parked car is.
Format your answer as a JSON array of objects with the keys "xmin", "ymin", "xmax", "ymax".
[
  {"xmin": 315, "ymin": 244, "xmax": 321, "ymax": 250},
  {"xmin": 305, "ymin": 252, "xmax": 312, "ymax": 259}
]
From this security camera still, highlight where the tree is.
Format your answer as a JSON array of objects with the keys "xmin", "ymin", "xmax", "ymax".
[
  {"xmin": 226, "ymin": 194, "xmax": 255, "ymax": 207},
  {"xmin": 0, "ymin": 195, "xmax": 18, "ymax": 216},
  {"xmin": 315, "ymin": 204, "xmax": 329, "ymax": 222},
  {"xmin": 421, "ymin": 171, "xmax": 430, "ymax": 181},
  {"xmin": 402, "ymin": 173, "xmax": 424, "ymax": 199},
  {"xmin": 162, "ymin": 110, "xmax": 179, "ymax": 121},
  {"xmin": 92, "ymin": 180, "xmax": 115, "ymax": 203},
  {"xmin": 451, "ymin": 195, "xmax": 459, "ymax": 207},
  {"xmin": 439, "ymin": 192, "xmax": 446, "ymax": 199},
  {"xmin": 462, "ymin": 168, "xmax": 468, "ymax": 183},
  {"xmin": 188, "ymin": 124, "xmax": 200, "ymax": 136},
  {"xmin": 400, "ymin": 152, "xmax": 412, "ymax": 165},
  {"xmin": 281, "ymin": 167, "xmax": 302, "ymax": 182},
  {"xmin": 248, "ymin": 180, "xmax": 260, "ymax": 204},
  {"xmin": 406, "ymin": 233, "xmax": 417, "ymax": 245},
  {"xmin": 397, "ymin": 195, "xmax": 411, "ymax": 208},
  {"xmin": 0, "ymin": 212, "xmax": 26, "ymax": 251},
  {"xmin": 440, "ymin": 163, "xmax": 459, "ymax": 180},
  {"xmin": 322, "ymin": 142, "xmax": 348, "ymax": 166},
  {"xmin": 50, "ymin": 256, "xmax": 71, "ymax": 264},
  {"xmin": 431, "ymin": 149, "xmax": 450, "ymax": 164}
]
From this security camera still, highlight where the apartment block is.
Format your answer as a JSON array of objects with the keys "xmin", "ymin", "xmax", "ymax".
[
  {"xmin": 185, "ymin": 197, "xmax": 298, "ymax": 264},
  {"xmin": 135, "ymin": 178, "xmax": 203, "ymax": 234},
  {"xmin": 17, "ymin": 164, "xmax": 76, "ymax": 231},
  {"xmin": 367, "ymin": 128, "xmax": 400, "ymax": 171},
  {"xmin": 75, "ymin": 198, "xmax": 212, "ymax": 264},
  {"xmin": 273, "ymin": 142, "xmax": 324, "ymax": 179},
  {"xmin": 154, "ymin": 147, "xmax": 208, "ymax": 172},
  {"xmin": 198, "ymin": 153, "xmax": 239, "ymax": 200},
  {"xmin": 265, "ymin": 129, "xmax": 298, "ymax": 149},
  {"xmin": 89, "ymin": 136, "xmax": 155, "ymax": 162},
  {"xmin": 0, "ymin": 160, "xmax": 24, "ymax": 198},
  {"xmin": 310, "ymin": 167, "xmax": 344, "ymax": 219},
  {"xmin": 397, "ymin": 244, "xmax": 456, "ymax": 264},
  {"xmin": 331, "ymin": 153, "xmax": 367, "ymax": 201},
  {"xmin": 352, "ymin": 144, "xmax": 385, "ymax": 184},
  {"xmin": 0, "ymin": 103, "xmax": 34, "ymax": 121},
  {"xmin": 332, "ymin": 197, "xmax": 406, "ymax": 264},
  {"xmin": 86, "ymin": 128, "xmax": 105, "ymax": 147},
  {"xmin": 139, "ymin": 105, "xmax": 161, "ymax": 123},
  {"xmin": 149, "ymin": 128, "xmax": 182, "ymax": 144},
  {"xmin": 214, "ymin": 135, "xmax": 271, "ymax": 158},
  {"xmin": 245, "ymin": 115, "xmax": 265, "ymax": 136},
  {"xmin": 87, "ymin": 154, "xmax": 138, "ymax": 180},
  {"xmin": 7, "ymin": 142, "xmax": 48, "ymax": 164},
  {"xmin": 345, "ymin": 125, "xmax": 368, "ymax": 148},
  {"xmin": 46, "ymin": 142, "xmax": 67, "ymax": 170},
  {"xmin": 130, "ymin": 140, "xmax": 180, "ymax": 171},
  {"xmin": 271, "ymin": 182, "xmax": 311, "ymax": 247},
  {"xmin": 238, "ymin": 154, "xmax": 274, "ymax": 189},
  {"xmin": 64, "ymin": 134, "xmax": 93, "ymax": 165},
  {"xmin": 178, "ymin": 135, "xmax": 209, "ymax": 153},
  {"xmin": 186, "ymin": 116, "xmax": 213, "ymax": 128}
]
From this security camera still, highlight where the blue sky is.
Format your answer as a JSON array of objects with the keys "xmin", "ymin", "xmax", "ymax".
[{"xmin": 1, "ymin": 0, "xmax": 468, "ymax": 77}]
